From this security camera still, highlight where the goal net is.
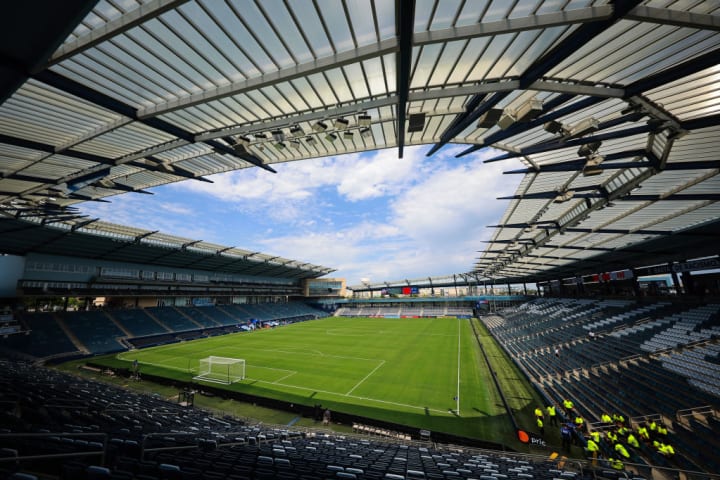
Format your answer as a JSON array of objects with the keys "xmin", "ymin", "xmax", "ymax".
[{"xmin": 193, "ymin": 356, "xmax": 245, "ymax": 384}]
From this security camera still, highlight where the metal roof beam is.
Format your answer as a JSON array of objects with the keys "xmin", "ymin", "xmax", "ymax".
[
  {"xmin": 139, "ymin": 39, "xmax": 398, "ymax": 118},
  {"xmin": 624, "ymin": 47, "xmax": 720, "ymax": 98},
  {"xmin": 485, "ymin": 123, "xmax": 655, "ymax": 162},
  {"xmin": 502, "ymin": 150, "xmax": 647, "ymax": 174},
  {"xmin": 414, "ymin": 6, "xmax": 614, "ymax": 46},
  {"xmin": 50, "ymin": 0, "xmax": 192, "ymax": 65},
  {"xmin": 457, "ymin": 96, "xmax": 606, "ymax": 157},
  {"xmin": 33, "ymin": 70, "xmax": 276, "ymax": 173},
  {"xmin": 519, "ymin": 1, "xmax": 643, "ymax": 89},
  {"xmin": 427, "ymin": 90, "xmax": 512, "ymax": 156},
  {"xmin": 395, "ymin": 0, "xmax": 415, "ymax": 159},
  {"xmin": 625, "ymin": 6, "xmax": 720, "ymax": 32}
]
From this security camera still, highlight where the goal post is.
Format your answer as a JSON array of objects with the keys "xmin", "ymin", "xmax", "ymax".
[{"xmin": 193, "ymin": 356, "xmax": 245, "ymax": 384}]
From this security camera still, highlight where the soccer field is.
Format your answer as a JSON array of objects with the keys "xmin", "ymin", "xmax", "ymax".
[{"xmin": 110, "ymin": 317, "xmax": 521, "ymax": 439}]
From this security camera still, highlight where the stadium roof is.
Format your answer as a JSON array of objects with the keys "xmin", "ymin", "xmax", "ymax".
[{"xmin": 1, "ymin": 1, "xmax": 719, "ymax": 285}]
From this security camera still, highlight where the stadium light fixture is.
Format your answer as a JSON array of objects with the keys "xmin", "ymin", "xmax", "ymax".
[
  {"xmin": 566, "ymin": 118, "xmax": 599, "ymax": 138},
  {"xmin": 334, "ymin": 118, "xmax": 349, "ymax": 130},
  {"xmin": 305, "ymin": 136, "xmax": 316, "ymax": 145},
  {"xmin": 290, "ymin": 126, "xmax": 304, "ymax": 137},
  {"xmin": 272, "ymin": 130, "xmax": 285, "ymax": 142},
  {"xmin": 582, "ymin": 154, "xmax": 605, "ymax": 176},
  {"xmin": 543, "ymin": 120, "xmax": 567, "ymax": 135},
  {"xmin": 236, "ymin": 135, "xmax": 251, "ymax": 145},
  {"xmin": 477, "ymin": 109, "xmax": 503, "ymax": 128},
  {"xmin": 325, "ymin": 133, "xmax": 338, "ymax": 142},
  {"xmin": 288, "ymin": 140, "xmax": 300, "ymax": 149},
  {"xmin": 343, "ymin": 131, "xmax": 354, "ymax": 140},
  {"xmin": 514, "ymin": 98, "xmax": 543, "ymax": 122},
  {"xmin": 253, "ymin": 132, "xmax": 268, "ymax": 140},
  {"xmin": 497, "ymin": 111, "xmax": 516, "ymax": 130},
  {"xmin": 358, "ymin": 113, "xmax": 371, "ymax": 126},
  {"xmin": 554, "ymin": 190, "xmax": 575, "ymax": 203},
  {"xmin": 274, "ymin": 142, "xmax": 286, "ymax": 150},
  {"xmin": 359, "ymin": 127, "xmax": 372, "ymax": 139},
  {"xmin": 312, "ymin": 121, "xmax": 328, "ymax": 132},
  {"xmin": 578, "ymin": 141, "xmax": 602, "ymax": 157}
]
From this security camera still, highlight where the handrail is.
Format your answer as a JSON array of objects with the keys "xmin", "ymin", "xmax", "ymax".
[{"xmin": 0, "ymin": 432, "xmax": 107, "ymax": 466}]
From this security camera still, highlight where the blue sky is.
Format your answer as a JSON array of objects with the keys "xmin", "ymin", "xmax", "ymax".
[{"xmin": 79, "ymin": 145, "xmax": 523, "ymax": 286}]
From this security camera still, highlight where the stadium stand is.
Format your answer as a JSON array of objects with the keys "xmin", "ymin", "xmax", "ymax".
[
  {"xmin": 59, "ymin": 311, "xmax": 126, "ymax": 355},
  {"xmin": 484, "ymin": 297, "xmax": 720, "ymax": 474},
  {"xmin": 0, "ymin": 312, "xmax": 78, "ymax": 359},
  {"xmin": 0, "ymin": 359, "xmax": 612, "ymax": 480},
  {"xmin": 145, "ymin": 307, "xmax": 204, "ymax": 333},
  {"xmin": 1, "ymin": 304, "xmax": 329, "ymax": 360},
  {"xmin": 110, "ymin": 310, "xmax": 169, "ymax": 338}
]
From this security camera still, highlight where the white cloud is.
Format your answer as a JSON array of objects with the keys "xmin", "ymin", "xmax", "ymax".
[{"xmin": 75, "ymin": 145, "xmax": 525, "ymax": 286}]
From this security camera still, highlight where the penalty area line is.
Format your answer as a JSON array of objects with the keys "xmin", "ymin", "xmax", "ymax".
[{"xmin": 345, "ymin": 360, "xmax": 385, "ymax": 396}]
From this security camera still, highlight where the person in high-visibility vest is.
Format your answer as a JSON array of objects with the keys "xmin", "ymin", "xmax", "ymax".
[
  {"xmin": 606, "ymin": 430, "xmax": 618, "ymax": 444},
  {"xmin": 574, "ymin": 415, "xmax": 585, "ymax": 433},
  {"xmin": 563, "ymin": 398, "xmax": 574, "ymax": 415},
  {"xmin": 659, "ymin": 442, "xmax": 675, "ymax": 457},
  {"xmin": 590, "ymin": 430, "xmax": 601, "ymax": 444},
  {"xmin": 609, "ymin": 457, "xmax": 624, "ymax": 470},
  {"xmin": 637, "ymin": 424, "xmax": 649, "ymax": 440},
  {"xmin": 601, "ymin": 412, "xmax": 612, "ymax": 424},
  {"xmin": 546, "ymin": 404, "xmax": 558, "ymax": 426},
  {"xmin": 586, "ymin": 438, "xmax": 600, "ymax": 454},
  {"xmin": 614, "ymin": 442, "xmax": 630, "ymax": 459},
  {"xmin": 613, "ymin": 413, "xmax": 625, "ymax": 425},
  {"xmin": 627, "ymin": 432, "xmax": 639, "ymax": 449},
  {"xmin": 649, "ymin": 420, "xmax": 657, "ymax": 434},
  {"xmin": 657, "ymin": 424, "xmax": 668, "ymax": 436},
  {"xmin": 537, "ymin": 416, "xmax": 545, "ymax": 436},
  {"xmin": 534, "ymin": 406, "xmax": 544, "ymax": 419}
]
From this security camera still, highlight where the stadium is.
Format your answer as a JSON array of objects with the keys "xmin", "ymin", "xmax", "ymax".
[{"xmin": 0, "ymin": 1, "xmax": 719, "ymax": 480}]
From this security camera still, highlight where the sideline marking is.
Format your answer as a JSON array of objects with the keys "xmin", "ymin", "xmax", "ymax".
[
  {"xmin": 345, "ymin": 360, "xmax": 386, "ymax": 396},
  {"xmin": 456, "ymin": 317, "xmax": 461, "ymax": 416},
  {"xmin": 243, "ymin": 377, "xmax": 448, "ymax": 414}
]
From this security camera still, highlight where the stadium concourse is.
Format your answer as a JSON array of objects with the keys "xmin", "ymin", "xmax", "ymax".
[{"xmin": 1, "ymin": 0, "xmax": 720, "ymax": 480}]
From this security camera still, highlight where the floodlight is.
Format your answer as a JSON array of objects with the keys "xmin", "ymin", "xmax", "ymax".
[
  {"xmin": 305, "ymin": 136, "xmax": 316, "ymax": 145},
  {"xmin": 312, "ymin": 121, "xmax": 328, "ymax": 132},
  {"xmin": 408, "ymin": 113, "xmax": 426, "ymax": 132},
  {"xmin": 497, "ymin": 110, "xmax": 516, "ymax": 130},
  {"xmin": 553, "ymin": 190, "xmax": 575, "ymax": 203},
  {"xmin": 334, "ymin": 118, "xmax": 349, "ymax": 130},
  {"xmin": 236, "ymin": 135, "xmax": 251, "ymax": 145},
  {"xmin": 288, "ymin": 140, "xmax": 300, "ymax": 149},
  {"xmin": 343, "ymin": 131, "xmax": 354, "ymax": 140},
  {"xmin": 515, "ymin": 98, "xmax": 543, "ymax": 122},
  {"xmin": 253, "ymin": 132, "xmax": 267, "ymax": 140},
  {"xmin": 567, "ymin": 118, "xmax": 599, "ymax": 138},
  {"xmin": 290, "ymin": 126, "xmax": 304, "ymax": 137},
  {"xmin": 359, "ymin": 127, "xmax": 372, "ymax": 139},
  {"xmin": 582, "ymin": 154, "xmax": 605, "ymax": 176},
  {"xmin": 357, "ymin": 114, "xmax": 371, "ymax": 126},
  {"xmin": 578, "ymin": 141, "xmax": 602, "ymax": 157},
  {"xmin": 543, "ymin": 120, "xmax": 566, "ymax": 135},
  {"xmin": 274, "ymin": 142, "xmax": 286, "ymax": 150},
  {"xmin": 272, "ymin": 130, "xmax": 285, "ymax": 142},
  {"xmin": 325, "ymin": 133, "xmax": 337, "ymax": 142},
  {"xmin": 477, "ymin": 109, "xmax": 503, "ymax": 128}
]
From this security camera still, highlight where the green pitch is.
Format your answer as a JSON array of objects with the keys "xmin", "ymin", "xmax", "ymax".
[{"xmin": 103, "ymin": 317, "xmax": 529, "ymax": 440}]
